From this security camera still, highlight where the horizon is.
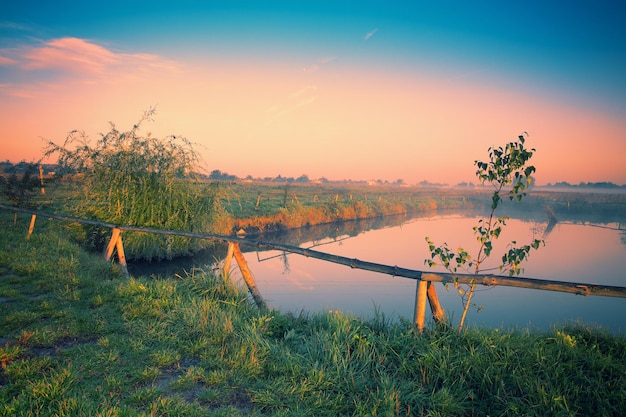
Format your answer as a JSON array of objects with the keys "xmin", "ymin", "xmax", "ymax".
[
  {"xmin": 1, "ymin": 2, "xmax": 625, "ymax": 186},
  {"xmin": 2, "ymin": 159, "xmax": 625, "ymax": 189}
]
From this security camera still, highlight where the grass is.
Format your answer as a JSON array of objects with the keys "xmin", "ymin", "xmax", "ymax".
[
  {"xmin": 219, "ymin": 182, "xmax": 476, "ymax": 234},
  {"xmin": 215, "ymin": 181, "xmax": 626, "ymax": 234},
  {"xmin": 1, "ymin": 209, "xmax": 626, "ymax": 416}
]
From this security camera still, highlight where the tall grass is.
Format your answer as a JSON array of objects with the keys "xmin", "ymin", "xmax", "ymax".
[
  {"xmin": 44, "ymin": 110, "xmax": 231, "ymax": 260},
  {"xmin": 225, "ymin": 183, "xmax": 471, "ymax": 234}
]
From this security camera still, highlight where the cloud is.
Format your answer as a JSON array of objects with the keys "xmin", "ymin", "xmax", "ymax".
[
  {"xmin": 266, "ymin": 85, "xmax": 318, "ymax": 122},
  {"xmin": 21, "ymin": 37, "xmax": 118, "ymax": 74},
  {"xmin": 0, "ymin": 21, "xmax": 32, "ymax": 32},
  {"xmin": 364, "ymin": 28, "xmax": 378, "ymax": 41},
  {"xmin": 0, "ymin": 56, "xmax": 19, "ymax": 66},
  {"xmin": 18, "ymin": 37, "xmax": 180, "ymax": 75},
  {"xmin": 0, "ymin": 37, "xmax": 181, "ymax": 98},
  {"xmin": 303, "ymin": 56, "xmax": 337, "ymax": 73}
]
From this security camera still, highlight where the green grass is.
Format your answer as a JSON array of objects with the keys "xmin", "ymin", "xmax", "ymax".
[
  {"xmin": 1, "ymin": 210, "xmax": 625, "ymax": 416},
  {"xmin": 221, "ymin": 182, "xmax": 471, "ymax": 219}
]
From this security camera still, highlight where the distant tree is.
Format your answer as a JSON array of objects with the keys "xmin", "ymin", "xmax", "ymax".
[
  {"xmin": 0, "ymin": 162, "xmax": 41, "ymax": 223},
  {"xmin": 295, "ymin": 174, "xmax": 310, "ymax": 183},
  {"xmin": 0, "ymin": 161, "xmax": 13, "ymax": 174},
  {"xmin": 209, "ymin": 169, "xmax": 237, "ymax": 180}
]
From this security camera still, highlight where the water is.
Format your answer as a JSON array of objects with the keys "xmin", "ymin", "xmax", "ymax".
[
  {"xmin": 128, "ymin": 208, "xmax": 626, "ymax": 333},
  {"xmin": 233, "ymin": 213, "xmax": 626, "ymax": 333}
]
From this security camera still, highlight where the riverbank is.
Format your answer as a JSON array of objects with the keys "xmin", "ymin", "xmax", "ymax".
[
  {"xmin": 220, "ymin": 182, "xmax": 626, "ymax": 234},
  {"xmin": 222, "ymin": 182, "xmax": 472, "ymax": 234},
  {"xmin": 1, "ymin": 211, "xmax": 625, "ymax": 416}
]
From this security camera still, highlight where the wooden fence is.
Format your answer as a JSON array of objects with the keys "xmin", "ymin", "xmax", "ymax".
[{"xmin": 3, "ymin": 203, "xmax": 626, "ymax": 331}]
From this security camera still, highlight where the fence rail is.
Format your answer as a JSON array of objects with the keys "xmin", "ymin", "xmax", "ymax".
[{"xmin": 3, "ymin": 203, "xmax": 626, "ymax": 330}]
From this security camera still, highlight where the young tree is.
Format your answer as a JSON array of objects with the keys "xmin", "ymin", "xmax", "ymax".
[
  {"xmin": 45, "ymin": 108, "xmax": 230, "ymax": 260},
  {"xmin": 425, "ymin": 134, "xmax": 544, "ymax": 331}
]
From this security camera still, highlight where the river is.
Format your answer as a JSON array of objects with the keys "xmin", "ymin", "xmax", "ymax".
[{"xmin": 129, "ymin": 207, "xmax": 626, "ymax": 333}]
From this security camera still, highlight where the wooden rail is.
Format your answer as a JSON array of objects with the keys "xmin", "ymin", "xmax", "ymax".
[{"xmin": 3, "ymin": 203, "xmax": 626, "ymax": 331}]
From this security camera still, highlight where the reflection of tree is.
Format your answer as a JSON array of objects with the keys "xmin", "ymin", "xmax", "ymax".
[
  {"xmin": 281, "ymin": 252, "xmax": 291, "ymax": 274},
  {"xmin": 543, "ymin": 205, "xmax": 558, "ymax": 238}
]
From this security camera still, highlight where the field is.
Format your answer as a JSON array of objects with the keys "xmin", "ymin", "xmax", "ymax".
[{"xmin": 1, "ymin": 204, "xmax": 626, "ymax": 416}]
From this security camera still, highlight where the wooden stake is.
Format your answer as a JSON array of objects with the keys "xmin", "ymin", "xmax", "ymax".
[
  {"xmin": 115, "ymin": 232, "xmax": 129, "ymax": 276},
  {"xmin": 27, "ymin": 214, "xmax": 36, "ymax": 239},
  {"xmin": 231, "ymin": 243, "xmax": 267, "ymax": 311},
  {"xmin": 39, "ymin": 164, "xmax": 46, "ymax": 195},
  {"xmin": 414, "ymin": 280, "xmax": 428, "ymax": 332},
  {"xmin": 224, "ymin": 241, "xmax": 235, "ymax": 277},
  {"xmin": 104, "ymin": 228, "xmax": 129, "ymax": 276},
  {"xmin": 104, "ymin": 228, "xmax": 121, "ymax": 261},
  {"xmin": 427, "ymin": 282, "xmax": 445, "ymax": 323}
]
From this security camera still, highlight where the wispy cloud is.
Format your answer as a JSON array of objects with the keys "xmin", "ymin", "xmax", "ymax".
[
  {"xmin": 20, "ymin": 37, "xmax": 180, "ymax": 75},
  {"xmin": 0, "ymin": 21, "xmax": 32, "ymax": 32},
  {"xmin": 266, "ymin": 85, "xmax": 318, "ymax": 122},
  {"xmin": 364, "ymin": 28, "xmax": 378, "ymax": 41},
  {"xmin": 0, "ymin": 37, "xmax": 181, "ymax": 97},
  {"xmin": 21, "ymin": 37, "xmax": 118, "ymax": 74},
  {"xmin": 0, "ymin": 56, "xmax": 19, "ymax": 66},
  {"xmin": 303, "ymin": 56, "xmax": 337, "ymax": 73}
]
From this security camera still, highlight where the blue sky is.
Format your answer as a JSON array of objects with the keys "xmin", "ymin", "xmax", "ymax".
[{"xmin": 1, "ymin": 1, "xmax": 625, "ymax": 184}]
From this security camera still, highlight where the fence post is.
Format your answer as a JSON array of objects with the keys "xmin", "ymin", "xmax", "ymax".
[
  {"xmin": 104, "ymin": 228, "xmax": 121, "ymax": 261},
  {"xmin": 104, "ymin": 228, "xmax": 129, "ymax": 276},
  {"xmin": 27, "ymin": 214, "xmax": 37, "ymax": 239},
  {"xmin": 427, "ymin": 282, "xmax": 445, "ymax": 323},
  {"xmin": 231, "ymin": 242, "xmax": 268, "ymax": 311},
  {"xmin": 39, "ymin": 164, "xmax": 46, "ymax": 195},
  {"xmin": 223, "ymin": 241, "xmax": 235, "ymax": 277},
  {"xmin": 414, "ymin": 280, "xmax": 428, "ymax": 332},
  {"xmin": 115, "ymin": 232, "xmax": 129, "ymax": 276}
]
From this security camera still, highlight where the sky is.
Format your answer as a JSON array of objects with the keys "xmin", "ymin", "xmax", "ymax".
[{"xmin": 1, "ymin": 1, "xmax": 625, "ymax": 186}]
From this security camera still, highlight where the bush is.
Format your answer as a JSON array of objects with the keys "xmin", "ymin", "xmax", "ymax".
[{"xmin": 45, "ymin": 108, "xmax": 231, "ymax": 260}]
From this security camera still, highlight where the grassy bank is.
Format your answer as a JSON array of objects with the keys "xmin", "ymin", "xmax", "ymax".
[
  {"xmin": 1, "ymin": 211, "xmax": 625, "ymax": 416},
  {"xmin": 221, "ymin": 182, "xmax": 476, "ymax": 234},
  {"xmin": 219, "ymin": 181, "xmax": 626, "ymax": 234}
]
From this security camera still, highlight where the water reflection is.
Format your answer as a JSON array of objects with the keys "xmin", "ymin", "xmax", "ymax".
[
  {"xmin": 239, "ymin": 213, "xmax": 625, "ymax": 333},
  {"xmin": 129, "ymin": 208, "xmax": 626, "ymax": 333}
]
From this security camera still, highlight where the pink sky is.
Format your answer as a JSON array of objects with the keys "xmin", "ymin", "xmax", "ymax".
[{"xmin": 1, "ymin": 37, "xmax": 625, "ymax": 185}]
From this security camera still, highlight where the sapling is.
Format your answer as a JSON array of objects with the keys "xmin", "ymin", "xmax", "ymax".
[{"xmin": 425, "ymin": 134, "xmax": 544, "ymax": 331}]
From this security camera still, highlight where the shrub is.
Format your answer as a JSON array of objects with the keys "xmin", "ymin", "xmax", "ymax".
[{"xmin": 44, "ymin": 108, "xmax": 231, "ymax": 260}]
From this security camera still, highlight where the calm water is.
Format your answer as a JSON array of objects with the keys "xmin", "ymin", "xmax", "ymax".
[{"xmin": 231, "ymin": 212, "xmax": 626, "ymax": 333}]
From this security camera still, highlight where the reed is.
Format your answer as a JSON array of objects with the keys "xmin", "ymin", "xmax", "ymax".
[{"xmin": 43, "ymin": 109, "xmax": 231, "ymax": 261}]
